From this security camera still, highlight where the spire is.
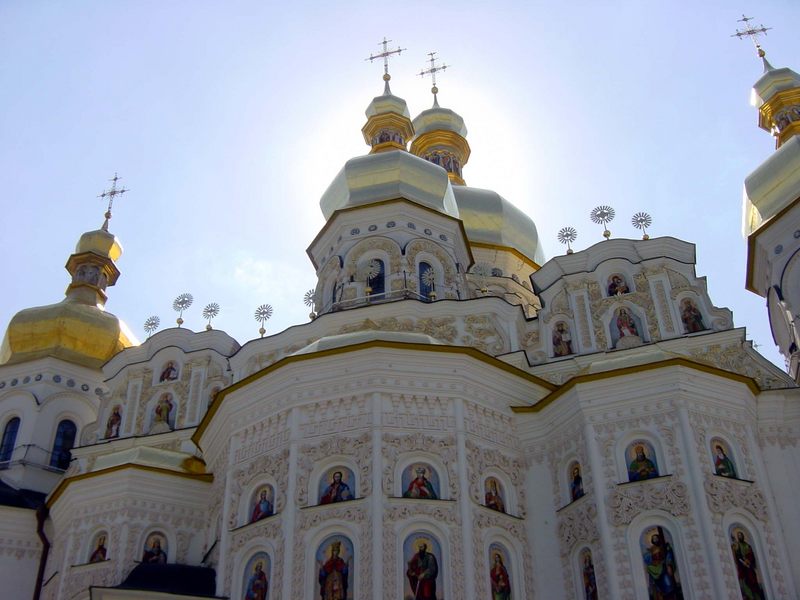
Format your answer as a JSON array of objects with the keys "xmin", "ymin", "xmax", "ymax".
[
  {"xmin": 411, "ymin": 52, "xmax": 470, "ymax": 185},
  {"xmin": 419, "ymin": 52, "xmax": 449, "ymax": 108},
  {"xmin": 362, "ymin": 38, "xmax": 414, "ymax": 154},
  {"xmin": 365, "ymin": 37, "xmax": 405, "ymax": 96},
  {"xmin": 98, "ymin": 173, "xmax": 127, "ymax": 231},
  {"xmin": 737, "ymin": 19, "xmax": 800, "ymax": 149}
]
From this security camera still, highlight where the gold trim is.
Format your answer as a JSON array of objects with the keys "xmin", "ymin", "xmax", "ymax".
[
  {"xmin": 306, "ymin": 197, "xmax": 475, "ymax": 270},
  {"xmin": 469, "ymin": 242, "xmax": 542, "ymax": 271},
  {"xmin": 194, "ymin": 339, "xmax": 556, "ymax": 446},
  {"xmin": 410, "ymin": 130, "xmax": 471, "ymax": 164},
  {"xmin": 362, "ymin": 113, "xmax": 414, "ymax": 147},
  {"xmin": 745, "ymin": 194, "xmax": 800, "ymax": 294},
  {"xmin": 47, "ymin": 463, "xmax": 213, "ymax": 508},
  {"xmin": 510, "ymin": 357, "xmax": 761, "ymax": 414}
]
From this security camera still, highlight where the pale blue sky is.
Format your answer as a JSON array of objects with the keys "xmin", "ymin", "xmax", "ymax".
[{"xmin": 1, "ymin": 1, "xmax": 798, "ymax": 368}]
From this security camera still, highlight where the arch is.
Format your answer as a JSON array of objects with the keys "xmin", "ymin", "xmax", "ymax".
[
  {"xmin": 676, "ymin": 293, "xmax": 709, "ymax": 334},
  {"xmin": 722, "ymin": 511, "xmax": 773, "ymax": 599},
  {"xmin": 401, "ymin": 527, "xmax": 447, "ymax": 600},
  {"xmin": 49, "ymin": 419, "xmax": 77, "ymax": 470},
  {"xmin": 313, "ymin": 532, "xmax": 356, "ymax": 600},
  {"xmin": 483, "ymin": 475, "xmax": 507, "ymax": 514},
  {"xmin": 566, "ymin": 459, "xmax": 586, "ymax": 503},
  {"xmin": 231, "ymin": 536, "xmax": 281, "ymax": 600},
  {"xmin": 87, "ymin": 529, "xmax": 109, "ymax": 563},
  {"xmin": 244, "ymin": 483, "xmax": 276, "ymax": 525},
  {"xmin": 627, "ymin": 513, "xmax": 692, "ymax": 600},
  {"xmin": 0, "ymin": 416, "xmax": 21, "ymax": 463},
  {"xmin": 317, "ymin": 466, "xmax": 356, "ymax": 505},
  {"xmin": 606, "ymin": 272, "xmax": 632, "ymax": 296},
  {"xmin": 709, "ymin": 435, "xmax": 741, "ymax": 479},
  {"xmin": 308, "ymin": 456, "xmax": 360, "ymax": 507},
  {"xmin": 617, "ymin": 434, "xmax": 666, "ymax": 483},
  {"xmin": 240, "ymin": 550, "xmax": 271, "ymax": 600},
  {"xmin": 572, "ymin": 545, "xmax": 599, "ymax": 600},
  {"xmin": 157, "ymin": 360, "xmax": 180, "ymax": 383},
  {"xmin": 486, "ymin": 540, "xmax": 514, "ymax": 599},
  {"xmin": 607, "ymin": 304, "xmax": 647, "ymax": 349},
  {"xmin": 102, "ymin": 404, "xmax": 124, "ymax": 439},
  {"xmin": 140, "ymin": 530, "xmax": 171, "ymax": 564},
  {"xmin": 145, "ymin": 391, "xmax": 177, "ymax": 434},
  {"xmin": 551, "ymin": 319, "xmax": 576, "ymax": 357},
  {"xmin": 396, "ymin": 455, "xmax": 445, "ymax": 500}
]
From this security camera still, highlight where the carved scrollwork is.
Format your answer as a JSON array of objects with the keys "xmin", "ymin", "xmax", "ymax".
[
  {"xmin": 295, "ymin": 433, "xmax": 372, "ymax": 506},
  {"xmin": 465, "ymin": 439, "xmax": 527, "ymax": 517},
  {"xmin": 703, "ymin": 475, "xmax": 768, "ymax": 520},
  {"xmin": 557, "ymin": 499, "xmax": 600, "ymax": 552},
  {"xmin": 606, "ymin": 478, "xmax": 690, "ymax": 526},
  {"xmin": 382, "ymin": 432, "xmax": 458, "ymax": 498}
]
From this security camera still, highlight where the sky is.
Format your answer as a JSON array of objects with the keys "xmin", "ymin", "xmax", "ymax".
[{"xmin": 1, "ymin": 1, "xmax": 798, "ymax": 370}]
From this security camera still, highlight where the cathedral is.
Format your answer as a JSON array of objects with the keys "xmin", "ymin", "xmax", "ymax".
[{"xmin": 1, "ymin": 35, "xmax": 799, "ymax": 600}]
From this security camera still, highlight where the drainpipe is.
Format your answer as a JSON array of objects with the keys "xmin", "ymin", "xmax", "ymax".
[{"xmin": 32, "ymin": 503, "xmax": 50, "ymax": 600}]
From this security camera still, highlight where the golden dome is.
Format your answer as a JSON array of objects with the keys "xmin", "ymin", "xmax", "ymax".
[
  {"xmin": 0, "ymin": 300, "xmax": 135, "ymax": 369},
  {"xmin": 75, "ymin": 228, "xmax": 122, "ymax": 262},
  {"xmin": 453, "ymin": 186, "xmax": 545, "ymax": 266}
]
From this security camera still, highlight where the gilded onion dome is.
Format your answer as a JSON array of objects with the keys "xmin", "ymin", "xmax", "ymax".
[
  {"xmin": 361, "ymin": 77, "xmax": 415, "ymax": 154},
  {"xmin": 410, "ymin": 99, "xmax": 470, "ymax": 186},
  {"xmin": 453, "ymin": 186, "xmax": 545, "ymax": 266},
  {"xmin": 0, "ymin": 221, "xmax": 136, "ymax": 369},
  {"xmin": 751, "ymin": 51, "xmax": 800, "ymax": 149}
]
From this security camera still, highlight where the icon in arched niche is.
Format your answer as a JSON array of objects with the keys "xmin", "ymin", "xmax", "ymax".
[
  {"xmin": 150, "ymin": 392, "xmax": 175, "ymax": 433},
  {"xmin": 579, "ymin": 547, "xmax": 598, "ymax": 600},
  {"xmin": 552, "ymin": 321, "xmax": 574, "ymax": 357},
  {"xmin": 316, "ymin": 535, "xmax": 353, "ymax": 600},
  {"xmin": 711, "ymin": 438, "xmax": 737, "ymax": 479},
  {"xmin": 319, "ymin": 467, "xmax": 355, "ymax": 505},
  {"xmin": 488, "ymin": 543, "xmax": 512, "ymax": 600},
  {"xmin": 626, "ymin": 440, "xmax": 660, "ymax": 482},
  {"xmin": 569, "ymin": 461, "xmax": 585, "ymax": 502},
  {"xmin": 401, "ymin": 463, "xmax": 440, "ymax": 499},
  {"xmin": 484, "ymin": 477, "xmax": 506, "ymax": 513},
  {"xmin": 611, "ymin": 307, "xmax": 643, "ymax": 349},
  {"xmin": 607, "ymin": 273, "xmax": 630, "ymax": 296},
  {"xmin": 242, "ymin": 552, "xmax": 270, "ymax": 600},
  {"xmin": 105, "ymin": 405, "xmax": 122, "ymax": 439},
  {"xmin": 88, "ymin": 531, "xmax": 108, "ymax": 563},
  {"xmin": 729, "ymin": 525, "xmax": 766, "ymax": 600},
  {"xmin": 159, "ymin": 360, "xmax": 179, "ymax": 382},
  {"xmin": 680, "ymin": 298, "xmax": 707, "ymax": 333},
  {"xmin": 640, "ymin": 526, "xmax": 684, "ymax": 599},
  {"xmin": 142, "ymin": 532, "xmax": 168, "ymax": 564},
  {"xmin": 249, "ymin": 485, "xmax": 275, "ymax": 523},
  {"xmin": 404, "ymin": 533, "xmax": 441, "ymax": 600}
]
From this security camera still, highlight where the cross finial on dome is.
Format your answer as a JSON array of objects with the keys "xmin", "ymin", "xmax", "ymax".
[
  {"xmin": 419, "ymin": 52, "xmax": 449, "ymax": 108},
  {"xmin": 98, "ymin": 173, "xmax": 128, "ymax": 231},
  {"xmin": 366, "ymin": 37, "xmax": 405, "ymax": 95},
  {"xmin": 732, "ymin": 15, "xmax": 772, "ymax": 61}
]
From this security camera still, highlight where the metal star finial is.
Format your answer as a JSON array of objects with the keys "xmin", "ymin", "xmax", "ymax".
[
  {"xmin": 366, "ymin": 37, "xmax": 405, "ymax": 94},
  {"xmin": 420, "ymin": 52, "xmax": 449, "ymax": 107},
  {"xmin": 304, "ymin": 289, "xmax": 316, "ymax": 320},
  {"xmin": 98, "ymin": 173, "xmax": 128, "ymax": 230},
  {"xmin": 732, "ymin": 15, "xmax": 772, "ymax": 58},
  {"xmin": 631, "ymin": 212, "xmax": 652, "ymax": 240},
  {"xmin": 254, "ymin": 304, "xmax": 273, "ymax": 337},
  {"xmin": 202, "ymin": 302, "xmax": 220, "ymax": 330},
  {"xmin": 590, "ymin": 206, "xmax": 615, "ymax": 239},
  {"xmin": 143, "ymin": 315, "xmax": 160, "ymax": 338},
  {"xmin": 557, "ymin": 227, "xmax": 578, "ymax": 254},
  {"xmin": 172, "ymin": 293, "xmax": 193, "ymax": 327}
]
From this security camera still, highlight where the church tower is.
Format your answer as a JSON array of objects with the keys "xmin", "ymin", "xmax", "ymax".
[{"xmin": 740, "ymin": 27, "xmax": 800, "ymax": 382}]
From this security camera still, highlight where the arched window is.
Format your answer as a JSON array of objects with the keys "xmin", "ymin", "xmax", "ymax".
[
  {"xmin": 0, "ymin": 417, "xmax": 20, "ymax": 463},
  {"xmin": 367, "ymin": 259, "xmax": 386, "ymax": 296},
  {"xmin": 50, "ymin": 420, "xmax": 77, "ymax": 470},
  {"xmin": 419, "ymin": 261, "xmax": 434, "ymax": 299}
]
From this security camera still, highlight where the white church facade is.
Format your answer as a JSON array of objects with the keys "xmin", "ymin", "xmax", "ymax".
[{"xmin": 1, "ymin": 45, "xmax": 799, "ymax": 600}]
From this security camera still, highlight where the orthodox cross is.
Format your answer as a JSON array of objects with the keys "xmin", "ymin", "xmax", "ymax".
[
  {"xmin": 366, "ymin": 37, "xmax": 405, "ymax": 90},
  {"xmin": 98, "ymin": 173, "xmax": 128, "ymax": 229},
  {"xmin": 419, "ymin": 52, "xmax": 448, "ymax": 106},
  {"xmin": 731, "ymin": 15, "xmax": 772, "ymax": 57}
]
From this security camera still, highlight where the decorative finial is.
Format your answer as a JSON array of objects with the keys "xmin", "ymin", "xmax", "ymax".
[
  {"xmin": 143, "ymin": 315, "xmax": 160, "ymax": 339},
  {"xmin": 557, "ymin": 227, "xmax": 578, "ymax": 254},
  {"xmin": 304, "ymin": 289, "xmax": 316, "ymax": 320},
  {"xmin": 419, "ymin": 52, "xmax": 449, "ymax": 107},
  {"xmin": 202, "ymin": 302, "xmax": 220, "ymax": 330},
  {"xmin": 254, "ymin": 304, "xmax": 273, "ymax": 338},
  {"xmin": 97, "ymin": 173, "xmax": 128, "ymax": 231},
  {"xmin": 421, "ymin": 268, "xmax": 437, "ymax": 300},
  {"xmin": 631, "ymin": 212, "xmax": 652, "ymax": 240},
  {"xmin": 732, "ymin": 15, "xmax": 772, "ymax": 59},
  {"xmin": 172, "ymin": 293, "xmax": 193, "ymax": 327},
  {"xmin": 590, "ymin": 206, "xmax": 615, "ymax": 239},
  {"xmin": 366, "ymin": 37, "xmax": 405, "ymax": 94},
  {"xmin": 361, "ymin": 259, "xmax": 382, "ymax": 296}
]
